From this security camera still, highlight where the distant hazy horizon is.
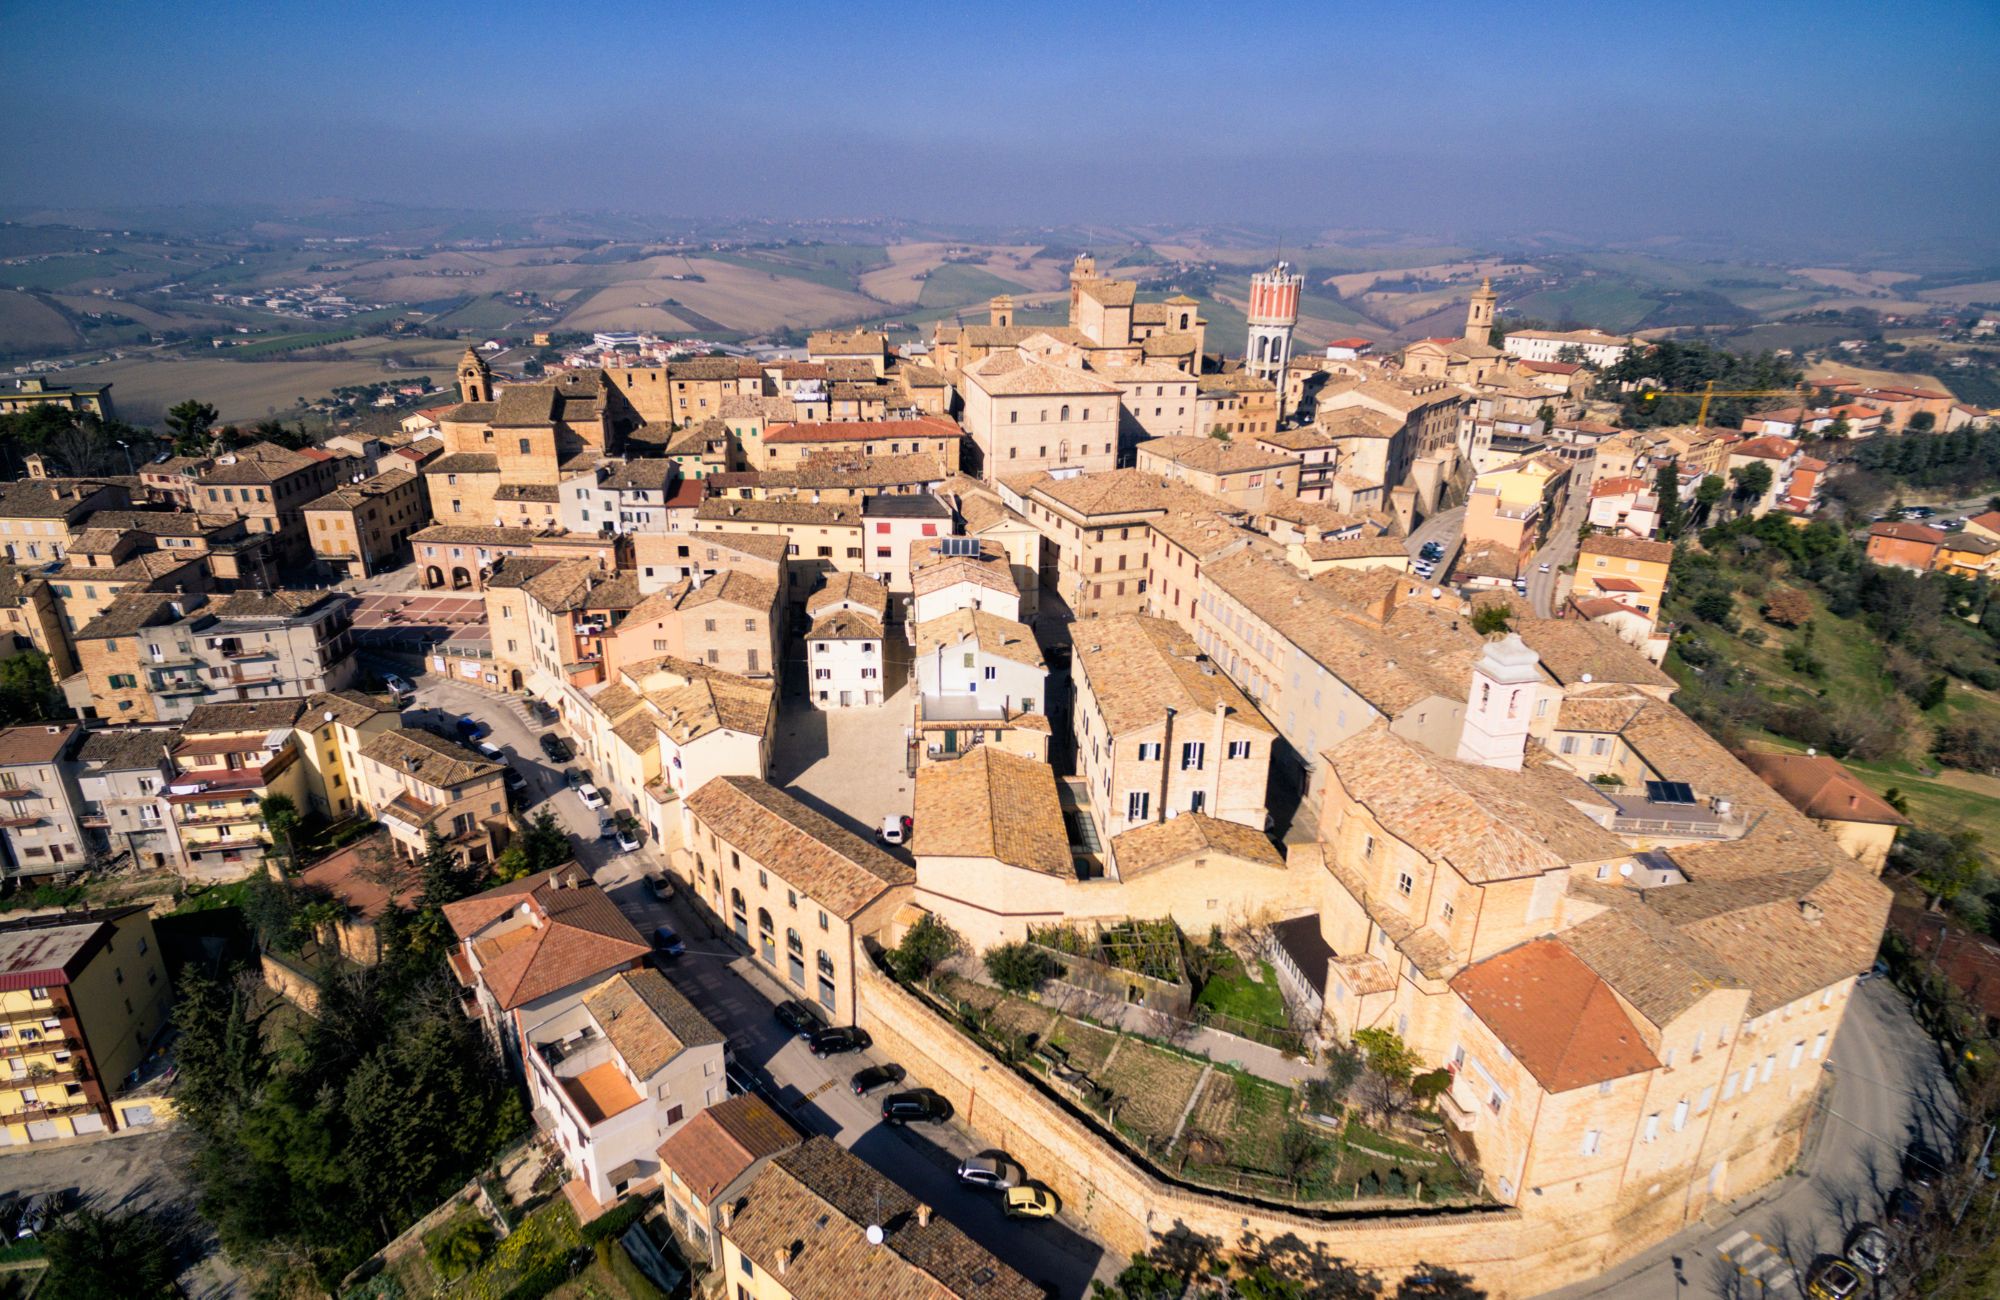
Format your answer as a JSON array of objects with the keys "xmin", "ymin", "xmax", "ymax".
[{"xmin": 5, "ymin": 0, "xmax": 1998, "ymax": 262}]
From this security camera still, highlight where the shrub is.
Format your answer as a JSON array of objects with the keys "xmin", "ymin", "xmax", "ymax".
[
  {"xmin": 1411, "ymin": 1068, "xmax": 1453, "ymax": 1105},
  {"xmin": 1300, "ymin": 1075, "xmax": 1345, "ymax": 1118},
  {"xmin": 595, "ymin": 1239, "xmax": 669, "ymax": 1300},
  {"xmin": 426, "ymin": 1213, "xmax": 493, "ymax": 1277},
  {"xmin": 579, "ymin": 1192, "xmax": 655, "ymax": 1245},
  {"xmin": 984, "ymin": 942, "xmax": 1059, "ymax": 994},
  {"xmin": 887, "ymin": 913, "xmax": 962, "ymax": 982}
]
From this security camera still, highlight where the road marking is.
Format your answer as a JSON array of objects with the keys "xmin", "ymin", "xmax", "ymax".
[
  {"xmin": 1718, "ymin": 1230, "xmax": 1750, "ymax": 1254},
  {"xmin": 1765, "ymin": 1269, "xmax": 1793, "ymax": 1290}
]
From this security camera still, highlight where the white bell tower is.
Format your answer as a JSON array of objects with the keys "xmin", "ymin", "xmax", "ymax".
[{"xmin": 1456, "ymin": 632, "xmax": 1542, "ymax": 771}]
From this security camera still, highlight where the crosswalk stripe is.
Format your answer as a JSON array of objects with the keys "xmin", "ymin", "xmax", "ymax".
[
  {"xmin": 1718, "ymin": 1230, "xmax": 1751, "ymax": 1253},
  {"xmin": 1766, "ymin": 1270, "xmax": 1794, "ymax": 1290}
]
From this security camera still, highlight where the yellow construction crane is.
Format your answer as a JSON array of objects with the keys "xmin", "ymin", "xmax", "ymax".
[{"xmin": 1638, "ymin": 380, "xmax": 1814, "ymax": 429}]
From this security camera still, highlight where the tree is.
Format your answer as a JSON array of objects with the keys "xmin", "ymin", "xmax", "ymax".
[
  {"xmin": 0, "ymin": 650, "xmax": 70, "ymax": 725},
  {"xmin": 38, "ymin": 1205, "xmax": 181, "ymax": 1300},
  {"xmin": 1936, "ymin": 720, "xmax": 2000, "ymax": 775},
  {"xmin": 1909, "ymin": 411, "xmax": 1937, "ymax": 433},
  {"xmin": 514, "ymin": 808, "xmax": 572, "ymax": 875},
  {"xmin": 1654, "ymin": 462, "xmax": 1682, "ymax": 538},
  {"xmin": 888, "ymin": 912, "xmax": 961, "ymax": 982},
  {"xmin": 984, "ymin": 942, "xmax": 1059, "ymax": 994},
  {"xmin": 1892, "ymin": 826, "xmax": 1989, "ymax": 910},
  {"xmin": 165, "ymin": 399, "xmax": 219, "ymax": 454},
  {"xmin": 1731, "ymin": 461, "xmax": 1774, "ymax": 514},
  {"xmin": 1694, "ymin": 473, "xmax": 1727, "ymax": 520},
  {"xmin": 261, "ymin": 793, "xmax": 301, "ymax": 876},
  {"xmin": 1760, "ymin": 587, "xmax": 1814, "ymax": 628},
  {"xmin": 1351, "ymin": 1028, "xmax": 1420, "ymax": 1124},
  {"xmin": 1470, "ymin": 604, "xmax": 1511, "ymax": 636}
]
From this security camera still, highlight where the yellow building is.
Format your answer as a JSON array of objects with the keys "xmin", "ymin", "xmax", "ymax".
[
  {"xmin": 354, "ymin": 728, "xmax": 509, "ymax": 869},
  {"xmin": 1, "ymin": 905, "xmax": 172, "ymax": 1144},
  {"xmin": 1570, "ymin": 535, "xmax": 1672, "ymax": 619},
  {"xmin": 0, "ymin": 377, "xmax": 114, "ymax": 419},
  {"xmin": 166, "ymin": 700, "xmax": 312, "ymax": 876},
  {"xmin": 303, "ymin": 468, "xmax": 425, "ymax": 580},
  {"xmin": 293, "ymin": 689, "xmax": 402, "ymax": 821},
  {"xmin": 1463, "ymin": 454, "xmax": 1569, "ymax": 557}
]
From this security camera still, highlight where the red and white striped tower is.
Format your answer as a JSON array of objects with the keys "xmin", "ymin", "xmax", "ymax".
[{"xmin": 1245, "ymin": 260, "xmax": 1303, "ymax": 403}]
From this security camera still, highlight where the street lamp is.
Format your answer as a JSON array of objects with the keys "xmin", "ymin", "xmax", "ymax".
[{"xmin": 115, "ymin": 440, "xmax": 134, "ymax": 475}]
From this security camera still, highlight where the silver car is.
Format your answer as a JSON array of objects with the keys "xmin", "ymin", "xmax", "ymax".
[{"xmin": 955, "ymin": 1152, "xmax": 1024, "ymax": 1190}]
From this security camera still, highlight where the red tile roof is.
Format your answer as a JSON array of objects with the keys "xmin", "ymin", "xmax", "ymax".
[
  {"xmin": 442, "ymin": 866, "xmax": 649, "ymax": 1009},
  {"xmin": 765, "ymin": 417, "xmax": 961, "ymax": 445},
  {"xmin": 1450, "ymin": 938, "xmax": 1661, "ymax": 1093},
  {"xmin": 1735, "ymin": 751, "xmax": 1909, "ymax": 827},
  {"xmin": 1868, "ymin": 522, "xmax": 1945, "ymax": 545}
]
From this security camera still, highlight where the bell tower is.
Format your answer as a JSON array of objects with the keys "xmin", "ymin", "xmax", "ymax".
[
  {"xmin": 457, "ymin": 347, "xmax": 492, "ymax": 404},
  {"xmin": 1245, "ymin": 261, "xmax": 1303, "ymax": 395},
  {"xmin": 1068, "ymin": 253, "xmax": 1098, "ymax": 321},
  {"xmin": 1456, "ymin": 631, "xmax": 1541, "ymax": 771},
  {"xmin": 989, "ymin": 295, "xmax": 1015, "ymax": 328},
  {"xmin": 1464, "ymin": 277, "xmax": 1497, "ymax": 345}
]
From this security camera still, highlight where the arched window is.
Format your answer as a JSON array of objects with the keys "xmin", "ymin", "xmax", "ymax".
[
  {"xmin": 758, "ymin": 908, "xmax": 773, "ymax": 934},
  {"xmin": 1179, "ymin": 312, "xmax": 1190, "ymax": 329},
  {"xmin": 1508, "ymin": 689, "xmax": 1521, "ymax": 719},
  {"xmin": 1480, "ymin": 682, "xmax": 1491, "ymax": 708},
  {"xmin": 787, "ymin": 928, "xmax": 803, "ymax": 955},
  {"xmin": 1060, "ymin": 404, "xmax": 1070, "ymax": 421},
  {"xmin": 731, "ymin": 888, "xmax": 744, "ymax": 913},
  {"xmin": 817, "ymin": 949, "xmax": 835, "ymax": 977}
]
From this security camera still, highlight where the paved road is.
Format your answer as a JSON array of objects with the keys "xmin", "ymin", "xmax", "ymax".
[
  {"xmin": 0, "ymin": 1127, "xmax": 242, "ymax": 1298},
  {"xmin": 1528, "ymin": 460, "xmax": 1595, "ymax": 617},
  {"xmin": 1541, "ymin": 980, "xmax": 1957, "ymax": 1299},
  {"xmin": 1407, "ymin": 504, "xmax": 1465, "ymax": 576},
  {"xmin": 435, "ymin": 675, "xmax": 1116, "ymax": 1297}
]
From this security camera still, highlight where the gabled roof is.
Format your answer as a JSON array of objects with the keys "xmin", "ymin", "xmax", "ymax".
[
  {"xmin": 684, "ymin": 777, "xmax": 912, "ymax": 917},
  {"xmin": 1734, "ymin": 751, "xmax": 1909, "ymax": 827},
  {"xmin": 912, "ymin": 748, "xmax": 1070, "ymax": 876},
  {"xmin": 442, "ymin": 866, "xmax": 649, "ymax": 1010},
  {"xmin": 1450, "ymin": 938, "xmax": 1662, "ymax": 1093},
  {"xmin": 583, "ymin": 967, "xmax": 723, "ymax": 1078},
  {"xmin": 654, "ymin": 1093, "xmax": 800, "ymax": 1203},
  {"xmin": 1110, "ymin": 814, "xmax": 1283, "ymax": 879}
]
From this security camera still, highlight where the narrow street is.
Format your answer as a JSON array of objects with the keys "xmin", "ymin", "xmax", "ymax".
[
  {"xmin": 1528, "ymin": 459, "xmax": 1595, "ymax": 617},
  {"xmin": 428, "ymin": 674, "xmax": 1116, "ymax": 1298}
]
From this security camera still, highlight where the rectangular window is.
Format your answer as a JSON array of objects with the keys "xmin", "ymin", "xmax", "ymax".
[
  {"xmin": 1672, "ymin": 1099, "xmax": 1689, "ymax": 1131},
  {"xmin": 1788, "ymin": 1041, "xmax": 1806, "ymax": 1069},
  {"xmin": 1811, "ymin": 1031, "xmax": 1828, "ymax": 1059},
  {"xmin": 1180, "ymin": 741, "xmax": 1205, "ymax": 770},
  {"xmin": 1580, "ymin": 1129, "xmax": 1601, "ymax": 1156},
  {"xmin": 1136, "ymin": 742, "xmax": 1161, "ymax": 761},
  {"xmin": 1642, "ymin": 1113, "xmax": 1660, "ymax": 1143},
  {"xmin": 1696, "ymin": 1086, "xmax": 1714, "ymax": 1115},
  {"xmin": 1227, "ymin": 740, "xmax": 1251, "ymax": 759},
  {"xmin": 1396, "ymin": 871, "xmax": 1413, "ymax": 897},
  {"xmin": 1126, "ymin": 791, "xmax": 1150, "ymax": 821},
  {"xmin": 983, "ymin": 666, "xmax": 997, "ymax": 681}
]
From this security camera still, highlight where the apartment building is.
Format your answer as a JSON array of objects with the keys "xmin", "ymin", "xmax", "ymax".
[
  {"xmin": 1254, "ymin": 427, "xmax": 1339, "ymax": 502},
  {"xmin": 756, "ymin": 417, "xmax": 965, "ymax": 472},
  {"xmin": 678, "ymin": 777, "xmax": 913, "ymax": 1023},
  {"xmin": 860, "ymin": 493, "xmax": 953, "ymax": 592},
  {"xmin": 1004, "ymin": 469, "xmax": 1235, "ymax": 619},
  {"xmin": 804, "ymin": 573, "xmax": 888, "ymax": 709},
  {"xmin": 304, "ymin": 468, "xmax": 425, "ymax": 580},
  {"xmin": 355, "ymin": 728, "xmax": 508, "ymax": 868},
  {"xmin": 444, "ymin": 866, "xmax": 652, "ymax": 1070},
  {"xmin": 0, "ymin": 479, "xmax": 130, "ymax": 566},
  {"xmin": 0, "ymin": 906, "xmax": 172, "ymax": 1144},
  {"xmin": 912, "ymin": 609, "xmax": 1048, "ymax": 761},
  {"xmin": 941, "ymin": 480, "xmax": 1043, "ymax": 619},
  {"xmin": 1571, "ymin": 535, "xmax": 1672, "ymax": 619},
  {"xmin": 46, "ymin": 544, "xmax": 210, "ymax": 635},
  {"xmin": 191, "ymin": 442, "xmax": 353, "ymax": 567},
  {"xmin": 631, "ymin": 530, "xmax": 785, "ymax": 597},
  {"xmin": 293, "ymin": 688, "xmax": 401, "ymax": 821},
  {"xmin": 75, "ymin": 509, "xmax": 281, "ymax": 593},
  {"xmin": 597, "ymin": 568, "xmax": 780, "ymax": 683},
  {"xmin": 1103, "ymin": 361, "xmax": 1199, "ymax": 441},
  {"xmin": 1501, "ymin": 327, "xmax": 1636, "ymax": 367},
  {"xmin": 718, "ymin": 1138, "xmax": 1039, "ymax": 1300},
  {"xmin": 412, "ymin": 523, "xmax": 619, "ymax": 593},
  {"xmin": 1864, "ymin": 522, "xmax": 1946, "ymax": 573},
  {"xmin": 693, "ymin": 497, "xmax": 864, "ymax": 597},
  {"xmin": 0, "ymin": 724, "xmax": 88, "ymax": 880},
  {"xmin": 909, "ymin": 536, "xmax": 1020, "ymax": 624},
  {"xmin": 74, "ymin": 727, "xmax": 180, "ymax": 873},
  {"xmin": 1464, "ymin": 454, "xmax": 1570, "ymax": 558},
  {"xmin": 655, "ymin": 1094, "xmax": 801, "ymax": 1270},
  {"xmin": 1071, "ymin": 614, "xmax": 1275, "ymax": 842},
  {"xmin": 1133, "ymin": 435, "xmax": 1294, "ymax": 510},
  {"xmin": 524, "ymin": 967, "xmax": 726, "ymax": 1209},
  {"xmin": 1194, "ymin": 371, "xmax": 1279, "ymax": 441},
  {"xmin": 165, "ymin": 700, "xmax": 311, "ymax": 878},
  {"xmin": 959, "ymin": 349, "xmax": 1121, "ymax": 481},
  {"xmin": 0, "ymin": 562, "xmax": 77, "ymax": 679}
]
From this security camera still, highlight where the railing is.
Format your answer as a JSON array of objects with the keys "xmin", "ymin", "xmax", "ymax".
[
  {"xmin": 1438, "ymin": 1089, "xmax": 1479, "ymax": 1132},
  {"xmin": 0, "ymin": 1007, "xmax": 60, "ymax": 1028},
  {"xmin": 1608, "ymin": 814, "xmax": 1741, "ymax": 840},
  {"xmin": 0, "ymin": 1101, "xmax": 98, "ymax": 1126},
  {"xmin": 0, "ymin": 1032, "xmax": 80, "ymax": 1057}
]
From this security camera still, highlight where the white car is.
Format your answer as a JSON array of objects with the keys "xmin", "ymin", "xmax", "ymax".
[
  {"xmin": 1538, "ymin": 562, "xmax": 1552, "ymax": 573},
  {"xmin": 616, "ymin": 825, "xmax": 643, "ymax": 853},
  {"xmin": 383, "ymin": 674, "xmax": 414, "ymax": 703},
  {"xmin": 477, "ymin": 740, "xmax": 504, "ymax": 760},
  {"xmin": 578, "ymin": 783, "xmax": 607, "ymax": 811}
]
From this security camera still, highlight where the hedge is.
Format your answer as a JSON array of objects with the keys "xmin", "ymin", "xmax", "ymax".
[
  {"xmin": 579, "ymin": 1191, "xmax": 657, "ymax": 1245},
  {"xmin": 595, "ymin": 1238, "xmax": 668, "ymax": 1300}
]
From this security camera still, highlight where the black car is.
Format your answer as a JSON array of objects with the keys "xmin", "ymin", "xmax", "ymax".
[
  {"xmin": 774, "ymin": 1000, "xmax": 824, "ymax": 1037},
  {"xmin": 539, "ymin": 733, "xmax": 574, "ymax": 763},
  {"xmin": 851, "ymin": 1063, "xmax": 906, "ymax": 1096},
  {"xmin": 502, "ymin": 767, "xmax": 529, "ymax": 795},
  {"xmin": 1886, "ymin": 1185, "xmax": 1925, "ymax": 1228},
  {"xmin": 881, "ymin": 1089, "xmax": 951, "ymax": 1125},
  {"xmin": 528, "ymin": 700, "xmax": 559, "ymax": 726},
  {"xmin": 808, "ymin": 1026, "xmax": 872, "ymax": 1058}
]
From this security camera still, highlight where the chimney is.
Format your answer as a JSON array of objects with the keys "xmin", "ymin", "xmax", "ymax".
[
  {"xmin": 720, "ymin": 1200, "xmax": 735, "ymax": 1229},
  {"xmin": 916, "ymin": 1204, "xmax": 932, "ymax": 1228}
]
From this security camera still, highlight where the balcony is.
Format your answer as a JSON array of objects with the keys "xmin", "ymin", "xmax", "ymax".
[
  {"xmin": 1600, "ymin": 790, "xmax": 1747, "ymax": 841},
  {"xmin": 0, "ymin": 1032, "xmax": 80, "ymax": 1058},
  {"xmin": 1438, "ymin": 1087, "xmax": 1479, "ymax": 1133},
  {"xmin": 0, "ymin": 1101, "xmax": 98, "ymax": 1127},
  {"xmin": 0, "ymin": 1007, "xmax": 60, "ymax": 1029},
  {"xmin": 382, "ymin": 792, "xmax": 442, "ymax": 839}
]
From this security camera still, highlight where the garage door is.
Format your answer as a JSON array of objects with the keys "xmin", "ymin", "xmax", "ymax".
[
  {"xmin": 121, "ymin": 1105, "xmax": 155, "ymax": 1128},
  {"xmin": 25, "ymin": 1120, "xmax": 60, "ymax": 1142},
  {"xmin": 71, "ymin": 1113, "xmax": 106, "ymax": 1135}
]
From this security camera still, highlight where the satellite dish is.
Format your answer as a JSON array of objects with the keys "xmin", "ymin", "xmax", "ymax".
[
  {"xmin": 865, "ymin": 1224, "xmax": 885, "ymax": 1246},
  {"xmin": 1619, "ymin": 863, "xmax": 1634, "ymax": 877},
  {"xmin": 1580, "ymin": 673, "xmax": 1593, "ymax": 684}
]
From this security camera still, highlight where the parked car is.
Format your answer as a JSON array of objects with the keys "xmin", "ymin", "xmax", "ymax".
[
  {"xmin": 877, "ymin": 813, "xmax": 908, "ymax": 846},
  {"xmin": 955, "ymin": 1152, "xmax": 1024, "ymax": 1190},
  {"xmin": 1537, "ymin": 561, "xmax": 1552, "ymax": 573},
  {"xmin": 1845, "ymin": 1222, "xmax": 1896, "ymax": 1276},
  {"xmin": 578, "ymin": 783, "xmax": 607, "ymax": 811},
  {"xmin": 851, "ymin": 1063, "xmax": 906, "ymax": 1096},
  {"xmin": 651, "ymin": 926, "xmax": 685, "ymax": 959},
  {"xmin": 1857, "ymin": 959, "xmax": 1890, "ymax": 983},
  {"xmin": 774, "ymin": 1000, "xmax": 824, "ymax": 1037},
  {"xmin": 564, "ymin": 767, "xmax": 586, "ymax": 789},
  {"xmin": 383, "ymin": 674, "xmax": 414, "ymax": 703},
  {"xmin": 455, "ymin": 717, "xmax": 487, "ymax": 741},
  {"xmin": 808, "ymin": 1026, "xmax": 872, "ymax": 1057},
  {"xmin": 881, "ymin": 1089, "xmax": 951, "ymax": 1125},
  {"xmin": 14, "ymin": 1190, "xmax": 63, "ymax": 1239},
  {"xmin": 644, "ymin": 874, "xmax": 674, "ymax": 901},
  {"xmin": 1003, "ymin": 1185, "xmax": 1060, "ymax": 1219},
  {"xmin": 597, "ymin": 815, "xmax": 618, "ymax": 840},
  {"xmin": 616, "ymin": 823, "xmax": 643, "ymax": 853},
  {"xmin": 502, "ymin": 766, "xmax": 529, "ymax": 794},
  {"xmin": 477, "ymin": 739, "xmax": 504, "ymax": 760},
  {"xmin": 539, "ymin": 733, "xmax": 574, "ymax": 762},
  {"xmin": 528, "ymin": 700, "xmax": 559, "ymax": 726},
  {"xmin": 1805, "ymin": 1257, "xmax": 1865, "ymax": 1300},
  {"xmin": 1885, "ymin": 1185, "xmax": 1924, "ymax": 1228}
]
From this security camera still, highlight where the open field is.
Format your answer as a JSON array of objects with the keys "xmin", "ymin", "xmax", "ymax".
[
  {"xmin": 1797, "ymin": 267, "xmax": 1922, "ymax": 295},
  {"xmin": 1918, "ymin": 280, "xmax": 2000, "ymax": 307},
  {"xmin": 1803, "ymin": 358, "xmax": 1952, "ymax": 394},
  {"xmin": 1321, "ymin": 257, "xmax": 1535, "ymax": 299},
  {"xmin": 0, "ymin": 289, "xmax": 79, "ymax": 351},
  {"xmin": 65, "ymin": 334, "xmax": 469, "ymax": 422},
  {"xmin": 562, "ymin": 256, "xmax": 879, "ymax": 331}
]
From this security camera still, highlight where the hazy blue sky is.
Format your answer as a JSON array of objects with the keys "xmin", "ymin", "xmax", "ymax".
[{"xmin": 6, "ymin": 0, "xmax": 1997, "ymax": 253}]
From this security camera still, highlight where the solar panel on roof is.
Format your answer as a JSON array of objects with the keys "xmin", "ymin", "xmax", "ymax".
[
  {"xmin": 1644, "ymin": 780, "xmax": 1695, "ymax": 805},
  {"xmin": 938, "ymin": 537, "xmax": 978, "ymax": 557}
]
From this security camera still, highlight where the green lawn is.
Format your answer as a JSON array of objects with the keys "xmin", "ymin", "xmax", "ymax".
[
  {"xmin": 1195, "ymin": 954, "xmax": 1290, "ymax": 1031},
  {"xmin": 916, "ymin": 263, "xmax": 1030, "ymax": 310}
]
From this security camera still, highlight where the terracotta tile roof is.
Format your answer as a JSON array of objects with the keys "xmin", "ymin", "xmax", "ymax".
[
  {"xmin": 963, "ymin": 351, "xmax": 1121, "ymax": 397},
  {"xmin": 765, "ymin": 417, "xmax": 962, "ymax": 445},
  {"xmin": 296, "ymin": 831, "xmax": 420, "ymax": 920},
  {"xmin": 442, "ymin": 866, "xmax": 649, "ymax": 1010},
  {"xmin": 1110, "ymin": 813, "xmax": 1283, "ymax": 878},
  {"xmin": 806, "ymin": 572, "xmax": 889, "ymax": 618},
  {"xmin": 684, "ymin": 777, "xmax": 911, "ymax": 917},
  {"xmin": 911, "ymin": 747, "xmax": 1070, "ymax": 876},
  {"xmin": 1317, "ymin": 408, "xmax": 1404, "ymax": 440},
  {"xmin": 655, "ymin": 1093, "xmax": 800, "ymax": 1203},
  {"xmin": 583, "ymin": 967, "xmax": 723, "ymax": 1078},
  {"xmin": 1513, "ymin": 618, "xmax": 1674, "ymax": 690},
  {"xmin": 421, "ymin": 452, "xmax": 502, "ymax": 477},
  {"xmin": 1450, "ymin": 938, "xmax": 1662, "ymax": 1093},
  {"xmin": 1554, "ymin": 688, "xmax": 1649, "ymax": 734},
  {"xmin": 411, "ymin": 523, "xmax": 543, "ymax": 547},
  {"xmin": 305, "ymin": 689, "xmax": 398, "ymax": 729},
  {"xmin": 1868, "ymin": 522, "xmax": 1945, "ymax": 545},
  {"xmin": 1733, "ymin": 751, "xmax": 1908, "ymax": 827},
  {"xmin": 0, "ymin": 722, "xmax": 79, "ymax": 766},
  {"xmin": 808, "ymin": 610, "xmax": 883, "ymax": 641},
  {"xmin": 675, "ymin": 567, "xmax": 778, "ymax": 615},
  {"xmin": 1074, "ymin": 613, "xmax": 1272, "ymax": 736},
  {"xmin": 1556, "ymin": 904, "xmax": 1743, "ymax": 1028},
  {"xmin": 182, "ymin": 699, "xmax": 306, "ymax": 733},
  {"xmin": 1578, "ymin": 535, "xmax": 1672, "ymax": 564},
  {"xmin": 728, "ymin": 1138, "xmax": 1040, "ymax": 1300},
  {"xmin": 1324, "ymin": 725, "xmax": 1628, "ymax": 883},
  {"xmin": 1135, "ymin": 436, "xmax": 1293, "ymax": 476},
  {"xmin": 1301, "ymin": 535, "xmax": 1409, "ymax": 562},
  {"xmin": 196, "ymin": 441, "xmax": 324, "ymax": 485},
  {"xmin": 359, "ymin": 727, "xmax": 501, "ymax": 790},
  {"xmin": 913, "ymin": 609, "xmax": 1045, "ymax": 671},
  {"xmin": 696, "ymin": 498, "xmax": 859, "ymax": 527},
  {"xmin": 909, "ymin": 539, "xmax": 1017, "ymax": 599}
]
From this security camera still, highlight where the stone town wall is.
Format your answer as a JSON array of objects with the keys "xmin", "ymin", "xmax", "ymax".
[{"xmin": 853, "ymin": 954, "xmax": 1816, "ymax": 1297}]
